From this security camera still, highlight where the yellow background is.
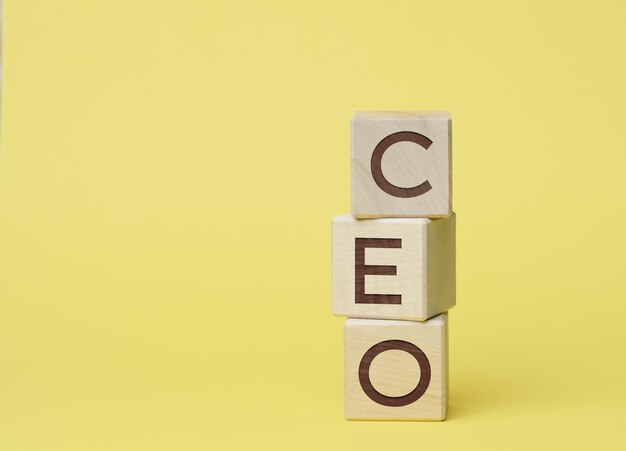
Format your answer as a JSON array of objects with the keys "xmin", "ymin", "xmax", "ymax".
[{"xmin": 1, "ymin": 1, "xmax": 625, "ymax": 449}]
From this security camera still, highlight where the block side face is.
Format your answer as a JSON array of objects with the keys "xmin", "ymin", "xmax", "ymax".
[
  {"xmin": 442, "ymin": 313, "xmax": 449, "ymax": 417},
  {"xmin": 351, "ymin": 113, "xmax": 451, "ymax": 218},
  {"xmin": 344, "ymin": 315, "xmax": 447, "ymax": 420},
  {"xmin": 425, "ymin": 213, "xmax": 456, "ymax": 318},
  {"xmin": 447, "ymin": 119, "xmax": 453, "ymax": 214},
  {"xmin": 332, "ymin": 218, "xmax": 425, "ymax": 321}
]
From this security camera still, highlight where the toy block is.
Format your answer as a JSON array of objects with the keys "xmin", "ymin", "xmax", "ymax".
[
  {"xmin": 332, "ymin": 213, "xmax": 455, "ymax": 321},
  {"xmin": 351, "ymin": 111, "xmax": 451, "ymax": 218},
  {"xmin": 344, "ymin": 315, "xmax": 448, "ymax": 420}
]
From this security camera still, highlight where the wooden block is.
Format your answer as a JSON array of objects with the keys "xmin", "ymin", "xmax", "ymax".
[
  {"xmin": 345, "ymin": 315, "xmax": 448, "ymax": 421},
  {"xmin": 332, "ymin": 213, "xmax": 455, "ymax": 321},
  {"xmin": 351, "ymin": 111, "xmax": 452, "ymax": 218}
]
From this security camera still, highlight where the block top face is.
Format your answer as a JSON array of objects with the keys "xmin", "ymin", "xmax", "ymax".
[
  {"xmin": 345, "ymin": 315, "xmax": 447, "ymax": 328},
  {"xmin": 354, "ymin": 111, "xmax": 451, "ymax": 120},
  {"xmin": 351, "ymin": 111, "xmax": 452, "ymax": 218},
  {"xmin": 333, "ymin": 213, "xmax": 432, "ymax": 225}
]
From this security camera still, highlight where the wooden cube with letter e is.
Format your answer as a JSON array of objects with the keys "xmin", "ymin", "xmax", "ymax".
[
  {"xmin": 332, "ymin": 213, "xmax": 455, "ymax": 321},
  {"xmin": 344, "ymin": 315, "xmax": 448, "ymax": 420},
  {"xmin": 351, "ymin": 111, "xmax": 451, "ymax": 218}
]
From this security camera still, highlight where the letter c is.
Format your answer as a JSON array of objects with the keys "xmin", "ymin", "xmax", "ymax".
[{"xmin": 370, "ymin": 131, "xmax": 433, "ymax": 198}]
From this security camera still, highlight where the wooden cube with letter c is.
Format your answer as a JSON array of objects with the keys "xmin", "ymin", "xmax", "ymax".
[
  {"xmin": 332, "ymin": 213, "xmax": 455, "ymax": 321},
  {"xmin": 344, "ymin": 315, "xmax": 448, "ymax": 420},
  {"xmin": 351, "ymin": 111, "xmax": 451, "ymax": 218}
]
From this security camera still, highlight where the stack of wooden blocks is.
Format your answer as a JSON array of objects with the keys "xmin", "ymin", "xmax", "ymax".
[{"xmin": 332, "ymin": 112, "xmax": 455, "ymax": 421}]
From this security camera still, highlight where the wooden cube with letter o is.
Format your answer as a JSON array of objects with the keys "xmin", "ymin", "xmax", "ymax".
[
  {"xmin": 332, "ymin": 213, "xmax": 455, "ymax": 321},
  {"xmin": 344, "ymin": 315, "xmax": 448, "ymax": 420}
]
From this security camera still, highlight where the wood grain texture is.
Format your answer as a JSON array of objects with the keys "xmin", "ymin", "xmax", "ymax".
[
  {"xmin": 344, "ymin": 315, "xmax": 448, "ymax": 421},
  {"xmin": 351, "ymin": 111, "xmax": 452, "ymax": 218},
  {"xmin": 332, "ymin": 213, "xmax": 455, "ymax": 321}
]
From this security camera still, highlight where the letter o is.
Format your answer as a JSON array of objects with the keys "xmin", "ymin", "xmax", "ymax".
[{"xmin": 358, "ymin": 339, "xmax": 431, "ymax": 407}]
